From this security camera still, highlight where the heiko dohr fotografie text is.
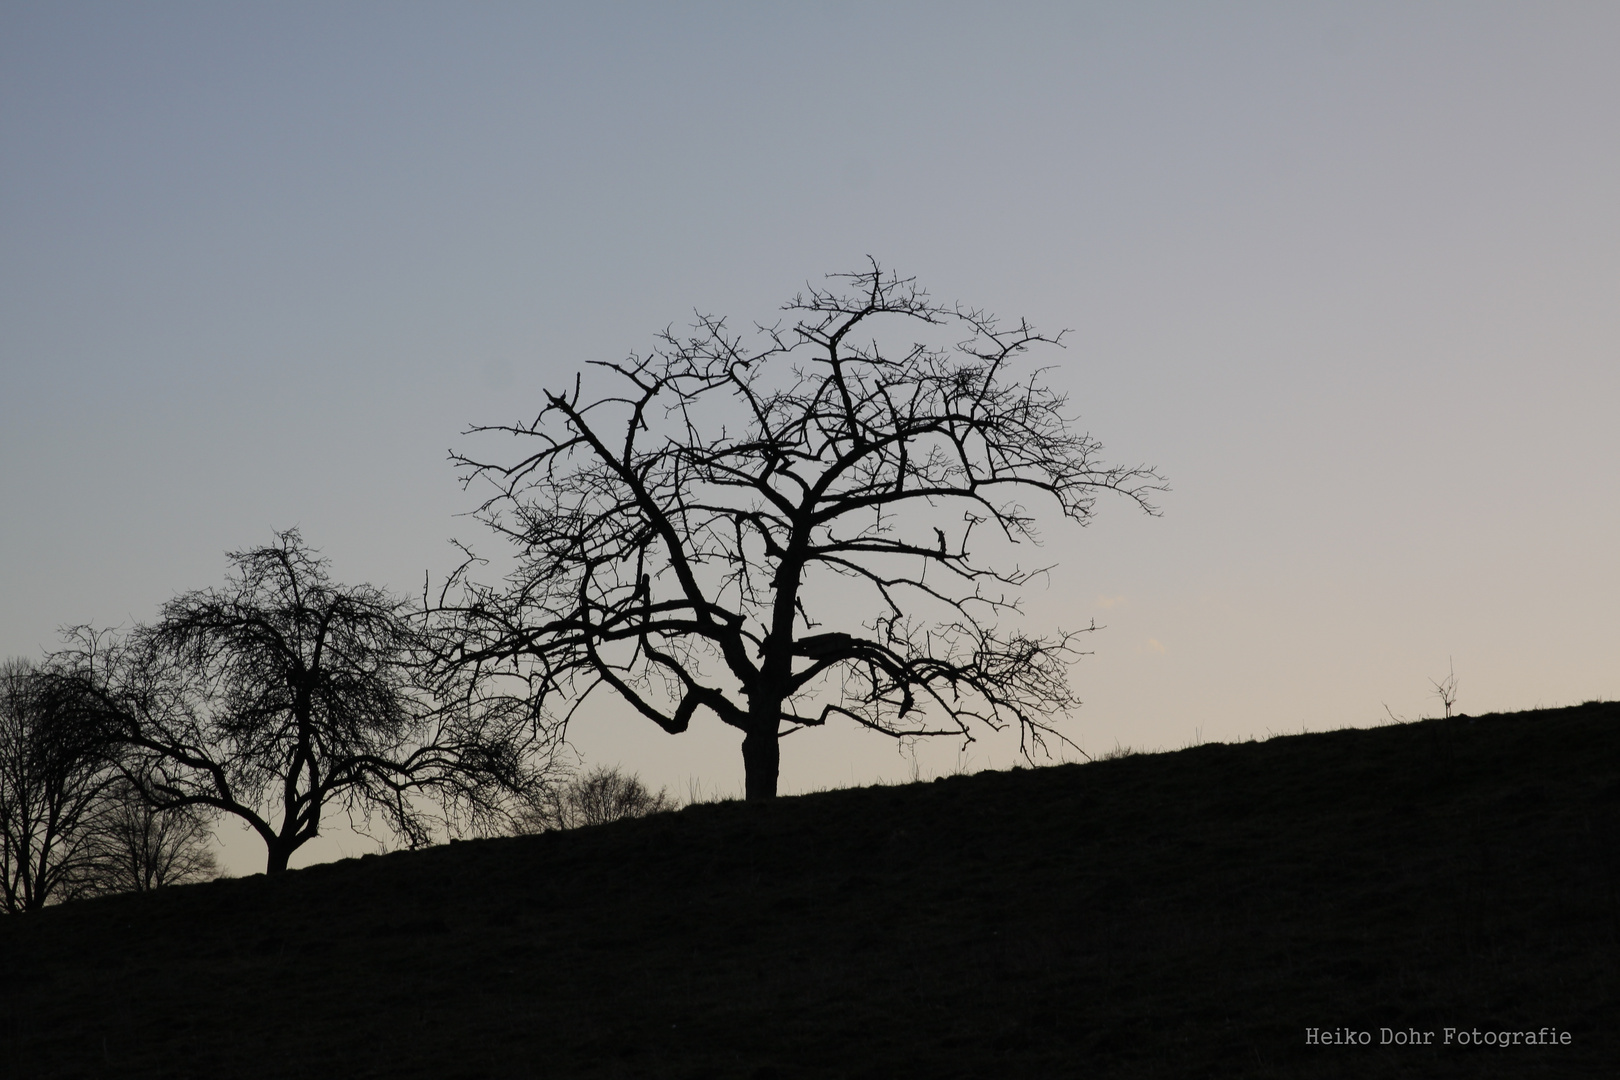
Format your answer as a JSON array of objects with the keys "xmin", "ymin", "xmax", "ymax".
[{"xmin": 1305, "ymin": 1027, "xmax": 1572, "ymax": 1047}]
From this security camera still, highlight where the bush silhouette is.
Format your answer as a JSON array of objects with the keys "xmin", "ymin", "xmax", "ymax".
[
  {"xmin": 517, "ymin": 766, "xmax": 676, "ymax": 832},
  {"xmin": 81, "ymin": 777, "xmax": 218, "ymax": 895}
]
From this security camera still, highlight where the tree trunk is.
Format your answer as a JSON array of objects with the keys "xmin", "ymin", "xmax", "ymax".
[
  {"xmin": 741, "ymin": 726, "xmax": 779, "ymax": 801},
  {"xmin": 266, "ymin": 843, "xmax": 293, "ymax": 875}
]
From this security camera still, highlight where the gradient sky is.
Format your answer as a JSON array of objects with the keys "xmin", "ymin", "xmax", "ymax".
[{"xmin": 3, "ymin": 3, "xmax": 1616, "ymax": 871}]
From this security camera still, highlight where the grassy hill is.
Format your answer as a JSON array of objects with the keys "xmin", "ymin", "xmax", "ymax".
[{"xmin": 3, "ymin": 702, "xmax": 1617, "ymax": 1078}]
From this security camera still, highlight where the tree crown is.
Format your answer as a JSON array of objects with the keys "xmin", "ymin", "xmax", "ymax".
[
  {"xmin": 65, "ymin": 531, "xmax": 544, "ymax": 870},
  {"xmin": 450, "ymin": 265, "xmax": 1163, "ymax": 792}
]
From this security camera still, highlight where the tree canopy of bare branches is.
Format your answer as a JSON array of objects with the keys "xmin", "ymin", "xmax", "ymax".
[
  {"xmin": 0, "ymin": 657, "xmax": 122, "ymax": 912},
  {"xmin": 449, "ymin": 264, "xmax": 1163, "ymax": 799},
  {"xmin": 81, "ymin": 776, "xmax": 219, "ymax": 895},
  {"xmin": 62, "ymin": 531, "xmax": 546, "ymax": 874}
]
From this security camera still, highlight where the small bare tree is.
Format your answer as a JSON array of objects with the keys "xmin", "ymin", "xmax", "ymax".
[
  {"xmin": 1432, "ymin": 658, "xmax": 1460, "ymax": 720},
  {"xmin": 448, "ymin": 263, "xmax": 1163, "ymax": 799},
  {"xmin": 82, "ymin": 777, "xmax": 218, "ymax": 895},
  {"xmin": 517, "ymin": 766, "xmax": 676, "ymax": 832},
  {"xmin": 62, "ymin": 531, "xmax": 550, "ymax": 874},
  {"xmin": 0, "ymin": 657, "xmax": 121, "ymax": 913}
]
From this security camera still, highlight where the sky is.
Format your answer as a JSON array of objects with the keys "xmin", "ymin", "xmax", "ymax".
[{"xmin": 3, "ymin": 2, "xmax": 1617, "ymax": 872}]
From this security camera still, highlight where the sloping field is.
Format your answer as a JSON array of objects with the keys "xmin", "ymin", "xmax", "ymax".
[{"xmin": 3, "ymin": 702, "xmax": 1617, "ymax": 1078}]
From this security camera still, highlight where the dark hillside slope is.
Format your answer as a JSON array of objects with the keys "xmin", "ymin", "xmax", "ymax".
[{"xmin": 3, "ymin": 703, "xmax": 1617, "ymax": 1078}]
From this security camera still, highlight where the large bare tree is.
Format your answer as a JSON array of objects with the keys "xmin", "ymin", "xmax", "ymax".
[
  {"xmin": 449, "ymin": 264, "xmax": 1163, "ymax": 799},
  {"xmin": 65, "ymin": 531, "xmax": 546, "ymax": 874}
]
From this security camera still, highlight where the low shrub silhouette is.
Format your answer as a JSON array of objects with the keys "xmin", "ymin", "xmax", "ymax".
[
  {"xmin": 80, "ymin": 777, "xmax": 218, "ymax": 896},
  {"xmin": 516, "ymin": 765, "xmax": 676, "ymax": 832}
]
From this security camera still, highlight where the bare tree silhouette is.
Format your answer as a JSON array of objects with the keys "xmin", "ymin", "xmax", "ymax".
[
  {"xmin": 448, "ymin": 263, "xmax": 1163, "ymax": 799},
  {"xmin": 517, "ymin": 765, "xmax": 676, "ymax": 832},
  {"xmin": 0, "ymin": 658, "xmax": 120, "ymax": 912},
  {"xmin": 82, "ymin": 775, "xmax": 219, "ymax": 894},
  {"xmin": 59, "ymin": 531, "xmax": 549, "ymax": 874}
]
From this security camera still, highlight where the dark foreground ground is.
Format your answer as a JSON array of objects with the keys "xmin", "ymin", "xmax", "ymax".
[{"xmin": 3, "ymin": 703, "xmax": 1618, "ymax": 1078}]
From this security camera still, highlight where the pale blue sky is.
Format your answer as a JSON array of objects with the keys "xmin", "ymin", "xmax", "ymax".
[{"xmin": 3, "ymin": 3, "xmax": 1617, "ymax": 866}]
